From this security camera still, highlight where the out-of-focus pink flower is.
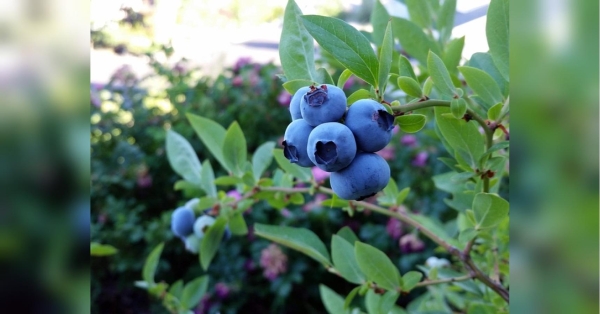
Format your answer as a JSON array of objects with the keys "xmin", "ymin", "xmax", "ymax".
[
  {"xmin": 244, "ymin": 258, "xmax": 256, "ymax": 271},
  {"xmin": 386, "ymin": 218, "xmax": 403, "ymax": 239},
  {"xmin": 195, "ymin": 294, "xmax": 213, "ymax": 314},
  {"xmin": 401, "ymin": 134, "xmax": 417, "ymax": 147},
  {"xmin": 226, "ymin": 189, "xmax": 242, "ymax": 201},
  {"xmin": 411, "ymin": 151, "xmax": 429, "ymax": 167},
  {"xmin": 376, "ymin": 145, "xmax": 395, "ymax": 160},
  {"xmin": 233, "ymin": 57, "xmax": 252, "ymax": 72},
  {"xmin": 311, "ymin": 166, "xmax": 331, "ymax": 182},
  {"xmin": 172, "ymin": 60, "xmax": 189, "ymax": 76},
  {"xmin": 303, "ymin": 193, "xmax": 327, "ymax": 212},
  {"xmin": 277, "ymin": 91, "xmax": 292, "ymax": 106},
  {"xmin": 136, "ymin": 173, "xmax": 152, "ymax": 188},
  {"xmin": 260, "ymin": 244, "xmax": 288, "ymax": 281},
  {"xmin": 399, "ymin": 234, "xmax": 425, "ymax": 253},
  {"xmin": 343, "ymin": 76, "xmax": 355, "ymax": 89},
  {"xmin": 232, "ymin": 76, "xmax": 243, "ymax": 86},
  {"xmin": 392, "ymin": 125, "xmax": 400, "ymax": 135},
  {"xmin": 249, "ymin": 73, "xmax": 260, "ymax": 87},
  {"xmin": 214, "ymin": 283, "xmax": 230, "ymax": 299},
  {"xmin": 281, "ymin": 208, "xmax": 292, "ymax": 218}
]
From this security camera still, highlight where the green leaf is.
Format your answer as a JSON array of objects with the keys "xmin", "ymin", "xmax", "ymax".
[
  {"xmin": 214, "ymin": 176, "xmax": 242, "ymax": 186},
  {"xmin": 316, "ymin": 68, "xmax": 334, "ymax": 85},
  {"xmin": 347, "ymin": 89, "xmax": 372, "ymax": 105},
  {"xmin": 282, "ymin": 79, "xmax": 315, "ymax": 94},
  {"xmin": 279, "ymin": 0, "xmax": 318, "ymax": 81},
  {"xmin": 332, "ymin": 235, "xmax": 366, "ymax": 284},
  {"xmin": 180, "ymin": 276, "xmax": 209, "ymax": 310},
  {"xmin": 397, "ymin": 187, "xmax": 410, "ymax": 204},
  {"xmin": 458, "ymin": 227, "xmax": 478, "ymax": 244},
  {"xmin": 302, "ymin": 15, "xmax": 379, "ymax": 86},
  {"xmin": 379, "ymin": 290, "xmax": 400, "ymax": 314},
  {"xmin": 406, "ymin": 0, "xmax": 431, "ymax": 28},
  {"xmin": 370, "ymin": 0, "xmax": 390, "ymax": 46},
  {"xmin": 254, "ymin": 223, "xmax": 331, "ymax": 266},
  {"xmin": 408, "ymin": 213, "xmax": 457, "ymax": 246},
  {"xmin": 90, "ymin": 242, "xmax": 118, "ymax": 256},
  {"xmin": 450, "ymin": 98, "xmax": 467, "ymax": 119},
  {"xmin": 229, "ymin": 212, "xmax": 248, "ymax": 236},
  {"xmin": 468, "ymin": 52, "xmax": 508, "ymax": 96},
  {"xmin": 438, "ymin": 0, "xmax": 457, "ymax": 43},
  {"xmin": 272, "ymin": 148, "xmax": 312, "ymax": 181},
  {"xmin": 320, "ymin": 284, "xmax": 348, "ymax": 314},
  {"xmin": 252, "ymin": 141, "xmax": 275, "ymax": 181},
  {"xmin": 427, "ymin": 51, "xmax": 456, "ymax": 98},
  {"xmin": 200, "ymin": 160, "xmax": 217, "ymax": 198},
  {"xmin": 166, "ymin": 130, "xmax": 202, "ymax": 186},
  {"xmin": 486, "ymin": 0, "xmax": 509, "ymax": 80},
  {"xmin": 397, "ymin": 77, "xmax": 423, "ymax": 98},
  {"xmin": 402, "ymin": 271, "xmax": 423, "ymax": 291},
  {"xmin": 222, "ymin": 122, "xmax": 247, "ymax": 177},
  {"xmin": 378, "ymin": 21, "xmax": 394, "ymax": 96},
  {"xmin": 199, "ymin": 217, "xmax": 227, "ymax": 270},
  {"xmin": 391, "ymin": 17, "xmax": 440, "ymax": 65},
  {"xmin": 458, "ymin": 66, "xmax": 503, "ymax": 109},
  {"xmin": 344, "ymin": 286, "xmax": 361, "ymax": 310},
  {"xmin": 398, "ymin": 55, "xmax": 417, "ymax": 81},
  {"xmin": 487, "ymin": 102, "xmax": 503, "ymax": 121},
  {"xmin": 187, "ymin": 114, "xmax": 228, "ymax": 172},
  {"xmin": 422, "ymin": 77, "xmax": 433, "ymax": 96},
  {"xmin": 355, "ymin": 242, "xmax": 401, "ymax": 291},
  {"xmin": 168, "ymin": 280, "xmax": 184, "ymax": 299},
  {"xmin": 337, "ymin": 69, "xmax": 354, "ymax": 89},
  {"xmin": 434, "ymin": 107, "xmax": 485, "ymax": 168},
  {"xmin": 337, "ymin": 226, "xmax": 359, "ymax": 245},
  {"xmin": 321, "ymin": 198, "xmax": 350, "ymax": 208},
  {"xmin": 395, "ymin": 114, "xmax": 427, "ymax": 133},
  {"xmin": 472, "ymin": 193, "xmax": 509, "ymax": 229},
  {"xmin": 143, "ymin": 243, "xmax": 164, "ymax": 284},
  {"xmin": 443, "ymin": 36, "xmax": 465, "ymax": 74}
]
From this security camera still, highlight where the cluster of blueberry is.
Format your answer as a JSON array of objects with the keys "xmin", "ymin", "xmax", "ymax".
[
  {"xmin": 283, "ymin": 84, "xmax": 392, "ymax": 200},
  {"xmin": 170, "ymin": 199, "xmax": 230, "ymax": 253}
]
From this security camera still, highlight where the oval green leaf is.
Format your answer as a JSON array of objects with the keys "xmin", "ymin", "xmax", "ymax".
[
  {"xmin": 222, "ymin": 121, "xmax": 247, "ymax": 177},
  {"xmin": 180, "ymin": 276, "xmax": 209, "ymax": 310},
  {"xmin": 378, "ymin": 21, "xmax": 394, "ymax": 96},
  {"xmin": 355, "ymin": 241, "xmax": 401, "ymax": 291},
  {"xmin": 486, "ymin": 0, "xmax": 509, "ymax": 80},
  {"xmin": 395, "ymin": 114, "xmax": 427, "ymax": 133},
  {"xmin": 282, "ymin": 79, "xmax": 315, "ymax": 94},
  {"xmin": 398, "ymin": 77, "xmax": 423, "ymax": 98},
  {"xmin": 279, "ymin": 0, "xmax": 318, "ymax": 81},
  {"xmin": 427, "ymin": 51, "xmax": 456, "ymax": 99},
  {"xmin": 254, "ymin": 223, "xmax": 331, "ymax": 266},
  {"xmin": 320, "ymin": 284, "xmax": 348, "ymax": 314},
  {"xmin": 200, "ymin": 217, "xmax": 228, "ymax": 270},
  {"xmin": 252, "ymin": 141, "xmax": 275, "ymax": 181},
  {"xmin": 451, "ymin": 98, "xmax": 467, "ymax": 119},
  {"xmin": 143, "ymin": 242, "xmax": 164, "ymax": 284},
  {"xmin": 301, "ymin": 15, "xmax": 379, "ymax": 87},
  {"xmin": 187, "ymin": 113, "xmax": 228, "ymax": 172},
  {"xmin": 392, "ymin": 17, "xmax": 440, "ymax": 65},
  {"xmin": 332, "ymin": 235, "xmax": 366, "ymax": 284},
  {"xmin": 166, "ymin": 130, "xmax": 202, "ymax": 186},
  {"xmin": 458, "ymin": 66, "xmax": 503, "ymax": 109},
  {"xmin": 472, "ymin": 193, "xmax": 509, "ymax": 230}
]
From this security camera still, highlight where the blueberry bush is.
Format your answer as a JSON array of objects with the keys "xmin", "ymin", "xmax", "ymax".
[{"xmin": 135, "ymin": 0, "xmax": 510, "ymax": 313}]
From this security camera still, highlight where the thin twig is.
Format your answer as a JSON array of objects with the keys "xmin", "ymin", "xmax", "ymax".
[{"xmin": 414, "ymin": 274, "xmax": 474, "ymax": 288}]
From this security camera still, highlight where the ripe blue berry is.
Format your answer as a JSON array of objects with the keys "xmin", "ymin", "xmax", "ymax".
[
  {"xmin": 283, "ymin": 119, "xmax": 315, "ymax": 167},
  {"xmin": 307, "ymin": 122, "xmax": 357, "ymax": 172},
  {"xmin": 194, "ymin": 215, "xmax": 216, "ymax": 238},
  {"xmin": 171, "ymin": 206, "xmax": 195, "ymax": 239},
  {"xmin": 300, "ymin": 84, "xmax": 347, "ymax": 126},
  {"xmin": 290, "ymin": 86, "xmax": 310, "ymax": 120},
  {"xmin": 330, "ymin": 152, "xmax": 390, "ymax": 200},
  {"xmin": 344, "ymin": 99, "xmax": 395, "ymax": 152}
]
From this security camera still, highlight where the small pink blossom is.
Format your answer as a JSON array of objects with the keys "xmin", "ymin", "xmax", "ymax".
[
  {"xmin": 303, "ymin": 193, "xmax": 327, "ymax": 212},
  {"xmin": 343, "ymin": 76, "xmax": 355, "ymax": 89},
  {"xmin": 226, "ymin": 189, "xmax": 242, "ymax": 201},
  {"xmin": 232, "ymin": 76, "xmax": 243, "ymax": 87},
  {"xmin": 386, "ymin": 218, "xmax": 403, "ymax": 239},
  {"xmin": 399, "ymin": 234, "xmax": 425, "ymax": 253},
  {"xmin": 411, "ymin": 151, "xmax": 429, "ymax": 167},
  {"xmin": 233, "ymin": 57, "xmax": 252, "ymax": 72},
  {"xmin": 311, "ymin": 166, "xmax": 331, "ymax": 182},
  {"xmin": 260, "ymin": 244, "xmax": 288, "ymax": 281},
  {"xmin": 392, "ymin": 125, "xmax": 400, "ymax": 135},
  {"xmin": 214, "ymin": 282, "xmax": 230, "ymax": 299},
  {"xmin": 277, "ymin": 91, "xmax": 292, "ymax": 106},
  {"xmin": 375, "ymin": 145, "xmax": 395, "ymax": 160},
  {"xmin": 401, "ymin": 135, "xmax": 418, "ymax": 147},
  {"xmin": 281, "ymin": 208, "xmax": 292, "ymax": 218}
]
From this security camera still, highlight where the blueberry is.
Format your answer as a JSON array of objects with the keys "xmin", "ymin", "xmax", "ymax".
[
  {"xmin": 300, "ymin": 84, "xmax": 347, "ymax": 126},
  {"xmin": 344, "ymin": 99, "xmax": 395, "ymax": 152},
  {"xmin": 290, "ymin": 86, "xmax": 310, "ymax": 120},
  {"xmin": 193, "ymin": 215, "xmax": 216, "ymax": 238},
  {"xmin": 330, "ymin": 152, "xmax": 390, "ymax": 200},
  {"xmin": 171, "ymin": 206, "xmax": 195, "ymax": 239},
  {"xmin": 184, "ymin": 234, "xmax": 200, "ymax": 253},
  {"xmin": 283, "ymin": 119, "xmax": 315, "ymax": 167},
  {"xmin": 307, "ymin": 122, "xmax": 357, "ymax": 172}
]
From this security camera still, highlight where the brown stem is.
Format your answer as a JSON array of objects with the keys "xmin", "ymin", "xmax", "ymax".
[{"xmin": 414, "ymin": 274, "xmax": 474, "ymax": 288}]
